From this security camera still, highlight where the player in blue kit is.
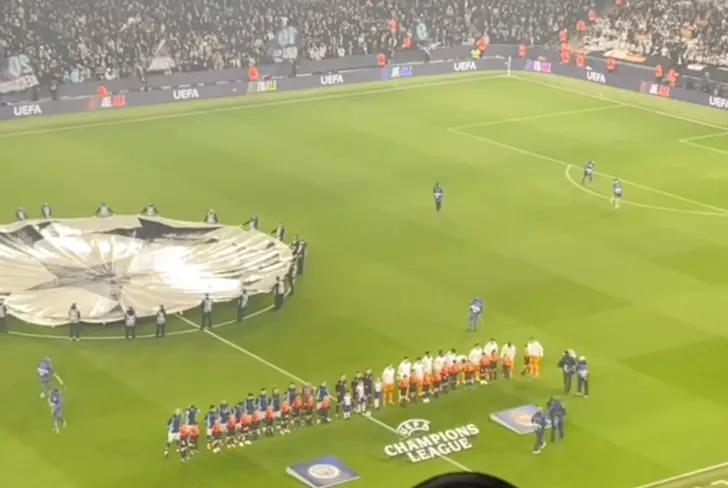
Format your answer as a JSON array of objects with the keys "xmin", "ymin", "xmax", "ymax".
[
  {"xmin": 433, "ymin": 182, "xmax": 444, "ymax": 212},
  {"xmin": 48, "ymin": 388, "xmax": 65, "ymax": 433},
  {"xmin": 271, "ymin": 388, "xmax": 282, "ymax": 417},
  {"xmin": 165, "ymin": 409, "xmax": 182, "ymax": 457},
  {"xmin": 612, "ymin": 179, "xmax": 623, "ymax": 208},
  {"xmin": 317, "ymin": 382, "xmax": 329, "ymax": 404},
  {"xmin": 204, "ymin": 404, "xmax": 218, "ymax": 450},
  {"xmin": 286, "ymin": 382, "xmax": 297, "ymax": 405},
  {"xmin": 37, "ymin": 357, "xmax": 54, "ymax": 398},
  {"xmin": 245, "ymin": 392, "xmax": 256, "ymax": 414},
  {"xmin": 258, "ymin": 388, "xmax": 270, "ymax": 411},
  {"xmin": 582, "ymin": 160, "xmax": 595, "ymax": 184}
]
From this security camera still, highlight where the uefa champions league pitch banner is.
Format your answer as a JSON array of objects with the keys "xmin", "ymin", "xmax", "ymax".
[{"xmin": 0, "ymin": 216, "xmax": 294, "ymax": 326}]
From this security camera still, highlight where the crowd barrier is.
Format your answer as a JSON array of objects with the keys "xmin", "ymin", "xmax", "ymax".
[{"xmin": 1, "ymin": 45, "xmax": 725, "ymax": 121}]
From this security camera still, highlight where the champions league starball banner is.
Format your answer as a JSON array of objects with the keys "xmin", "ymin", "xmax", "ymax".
[{"xmin": 0, "ymin": 216, "xmax": 294, "ymax": 326}]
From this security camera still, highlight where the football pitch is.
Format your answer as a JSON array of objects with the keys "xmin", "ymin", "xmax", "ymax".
[{"xmin": 1, "ymin": 71, "xmax": 728, "ymax": 488}]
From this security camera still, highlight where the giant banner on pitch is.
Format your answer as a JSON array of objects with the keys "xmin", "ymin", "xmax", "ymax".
[
  {"xmin": 0, "ymin": 54, "xmax": 39, "ymax": 94},
  {"xmin": 0, "ymin": 216, "xmax": 294, "ymax": 326}
]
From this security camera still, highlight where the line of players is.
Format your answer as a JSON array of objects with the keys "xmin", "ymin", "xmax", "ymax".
[
  {"xmin": 165, "ymin": 383, "xmax": 335, "ymax": 462},
  {"xmin": 163, "ymin": 338, "xmax": 538, "ymax": 462},
  {"xmin": 582, "ymin": 160, "xmax": 623, "ymax": 208}
]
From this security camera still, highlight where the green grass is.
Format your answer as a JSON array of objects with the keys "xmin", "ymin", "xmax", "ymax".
[{"xmin": 1, "ymin": 71, "xmax": 727, "ymax": 488}]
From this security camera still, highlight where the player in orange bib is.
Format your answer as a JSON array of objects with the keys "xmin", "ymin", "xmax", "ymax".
[
  {"xmin": 179, "ymin": 424, "xmax": 190, "ymax": 462},
  {"xmin": 264, "ymin": 406, "xmax": 275, "ymax": 436},
  {"xmin": 240, "ymin": 412, "xmax": 252, "ymax": 445},
  {"xmin": 479, "ymin": 356, "xmax": 490, "ymax": 385},
  {"xmin": 488, "ymin": 350, "xmax": 499, "ymax": 381},
  {"xmin": 211, "ymin": 420, "xmax": 224, "ymax": 453},
  {"xmin": 318, "ymin": 396, "xmax": 331, "ymax": 424},
  {"xmin": 502, "ymin": 354, "xmax": 513, "ymax": 380},
  {"xmin": 398, "ymin": 377, "xmax": 409, "ymax": 406},
  {"xmin": 448, "ymin": 363, "xmax": 459, "ymax": 391},
  {"xmin": 432, "ymin": 369, "xmax": 442, "ymax": 398},
  {"xmin": 280, "ymin": 402, "xmax": 292, "ymax": 434},
  {"xmin": 189, "ymin": 424, "xmax": 200, "ymax": 454},
  {"xmin": 251, "ymin": 410, "xmax": 262, "ymax": 440},
  {"xmin": 304, "ymin": 396, "xmax": 315, "ymax": 425},
  {"xmin": 409, "ymin": 374, "xmax": 419, "ymax": 404},
  {"xmin": 422, "ymin": 373, "xmax": 432, "ymax": 403},
  {"xmin": 226, "ymin": 413, "xmax": 238, "ymax": 448},
  {"xmin": 464, "ymin": 361, "xmax": 475, "ymax": 388},
  {"xmin": 292, "ymin": 397, "xmax": 303, "ymax": 428}
]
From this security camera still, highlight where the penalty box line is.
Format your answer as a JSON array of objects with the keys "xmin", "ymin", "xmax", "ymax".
[
  {"xmin": 632, "ymin": 460, "xmax": 728, "ymax": 488},
  {"xmin": 509, "ymin": 74, "xmax": 728, "ymax": 160},
  {"xmin": 446, "ymin": 126, "xmax": 728, "ymax": 216},
  {"xmin": 175, "ymin": 314, "xmax": 475, "ymax": 473}
]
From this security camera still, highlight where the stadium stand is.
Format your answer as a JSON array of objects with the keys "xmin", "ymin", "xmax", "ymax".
[{"xmin": 0, "ymin": 0, "xmax": 725, "ymax": 86}]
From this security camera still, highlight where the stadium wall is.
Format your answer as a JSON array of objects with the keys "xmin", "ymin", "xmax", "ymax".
[{"xmin": 1, "ymin": 45, "xmax": 726, "ymax": 121}]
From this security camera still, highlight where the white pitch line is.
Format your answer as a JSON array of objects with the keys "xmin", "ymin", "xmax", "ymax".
[
  {"xmin": 563, "ymin": 165, "xmax": 728, "ymax": 216},
  {"xmin": 449, "ymin": 103, "xmax": 625, "ymax": 131},
  {"xmin": 681, "ymin": 139, "xmax": 728, "ymax": 158},
  {"xmin": 632, "ymin": 460, "xmax": 728, "ymax": 488},
  {"xmin": 448, "ymin": 127, "xmax": 728, "ymax": 215},
  {"xmin": 679, "ymin": 132, "xmax": 728, "ymax": 143},
  {"xmin": 176, "ymin": 314, "xmax": 474, "ymax": 473},
  {"xmin": 0, "ymin": 73, "xmax": 507, "ymax": 140},
  {"xmin": 511, "ymin": 74, "xmax": 728, "ymax": 132}
]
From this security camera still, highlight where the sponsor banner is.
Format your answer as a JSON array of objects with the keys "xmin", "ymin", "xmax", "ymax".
[
  {"xmin": 319, "ymin": 73, "xmax": 345, "ymax": 87},
  {"xmin": 248, "ymin": 79, "xmax": 279, "ymax": 94},
  {"xmin": 1, "ymin": 46, "xmax": 726, "ymax": 121},
  {"xmin": 172, "ymin": 88, "xmax": 200, "ymax": 101},
  {"xmin": 381, "ymin": 65, "xmax": 414, "ymax": 80},
  {"xmin": 87, "ymin": 94, "xmax": 128, "ymax": 110},
  {"xmin": 0, "ymin": 54, "xmax": 39, "ymax": 94},
  {"xmin": 490, "ymin": 404, "xmax": 551, "ymax": 435},
  {"xmin": 708, "ymin": 96, "xmax": 728, "ymax": 110},
  {"xmin": 585, "ymin": 69, "xmax": 607, "ymax": 84},
  {"xmin": 12, "ymin": 103, "xmax": 43, "ymax": 118},
  {"xmin": 287, "ymin": 456, "xmax": 359, "ymax": 488},
  {"xmin": 524, "ymin": 59, "xmax": 552, "ymax": 74},
  {"xmin": 453, "ymin": 60, "xmax": 478, "ymax": 72},
  {"xmin": 384, "ymin": 419, "xmax": 479, "ymax": 463},
  {"xmin": 639, "ymin": 81, "xmax": 672, "ymax": 98}
]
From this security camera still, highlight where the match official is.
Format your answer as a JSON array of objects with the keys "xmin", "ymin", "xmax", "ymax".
[
  {"xmin": 557, "ymin": 350, "xmax": 577, "ymax": 394},
  {"xmin": 96, "ymin": 202, "xmax": 113, "ymax": 217},
  {"xmin": 201, "ymin": 294, "xmax": 213, "ymax": 329},
  {"xmin": 433, "ymin": 182, "xmax": 444, "ymax": 212},
  {"xmin": 531, "ymin": 409, "xmax": 547, "ymax": 454},
  {"xmin": 237, "ymin": 290, "xmax": 249, "ymax": 322},
  {"xmin": 297, "ymin": 240, "xmax": 307, "ymax": 275},
  {"xmin": 287, "ymin": 262, "xmax": 297, "ymax": 297},
  {"xmin": 41, "ymin": 202, "xmax": 52, "ymax": 218},
  {"xmin": 156, "ymin": 305, "xmax": 166, "ymax": 338},
  {"xmin": 124, "ymin": 306, "xmax": 137, "ymax": 340},
  {"xmin": 68, "ymin": 303, "xmax": 82, "ymax": 341},
  {"xmin": 577, "ymin": 356, "xmax": 589, "ymax": 398},
  {"xmin": 274, "ymin": 278, "xmax": 285, "ymax": 310},
  {"xmin": 547, "ymin": 397, "xmax": 567, "ymax": 443},
  {"xmin": 0, "ymin": 298, "xmax": 7, "ymax": 333}
]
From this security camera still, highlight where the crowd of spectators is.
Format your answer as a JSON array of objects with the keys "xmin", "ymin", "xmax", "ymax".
[
  {"xmin": 0, "ymin": 0, "xmax": 725, "ymax": 85},
  {"xmin": 585, "ymin": 0, "xmax": 728, "ymax": 67}
]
